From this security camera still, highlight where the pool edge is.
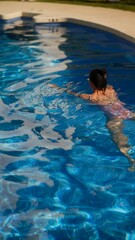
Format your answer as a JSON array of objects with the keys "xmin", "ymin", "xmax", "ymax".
[{"xmin": 0, "ymin": 12, "xmax": 135, "ymax": 44}]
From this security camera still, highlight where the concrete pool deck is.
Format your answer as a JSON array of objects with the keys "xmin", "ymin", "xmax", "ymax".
[{"xmin": 0, "ymin": 1, "xmax": 135, "ymax": 43}]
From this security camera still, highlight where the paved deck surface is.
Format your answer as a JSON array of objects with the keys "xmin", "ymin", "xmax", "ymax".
[{"xmin": 0, "ymin": 1, "xmax": 135, "ymax": 42}]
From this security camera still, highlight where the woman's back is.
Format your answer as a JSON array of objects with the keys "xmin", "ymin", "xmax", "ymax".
[
  {"xmin": 90, "ymin": 85, "xmax": 117, "ymax": 105},
  {"xmin": 90, "ymin": 86, "xmax": 133, "ymax": 119}
]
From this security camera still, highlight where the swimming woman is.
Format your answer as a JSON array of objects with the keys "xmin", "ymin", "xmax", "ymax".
[{"xmin": 49, "ymin": 69, "xmax": 135, "ymax": 170}]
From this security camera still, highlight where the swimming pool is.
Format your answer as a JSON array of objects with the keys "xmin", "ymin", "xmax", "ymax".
[{"xmin": 0, "ymin": 21, "xmax": 135, "ymax": 240}]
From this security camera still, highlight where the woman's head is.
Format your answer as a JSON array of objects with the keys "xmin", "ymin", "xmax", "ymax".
[{"xmin": 89, "ymin": 69, "xmax": 107, "ymax": 92}]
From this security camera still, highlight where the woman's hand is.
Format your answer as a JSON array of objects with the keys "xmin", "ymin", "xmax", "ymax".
[
  {"xmin": 48, "ymin": 84, "xmax": 66, "ymax": 91},
  {"xmin": 48, "ymin": 83, "xmax": 59, "ymax": 88}
]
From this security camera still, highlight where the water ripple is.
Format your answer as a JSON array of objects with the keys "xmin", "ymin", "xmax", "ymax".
[{"xmin": 0, "ymin": 22, "xmax": 135, "ymax": 239}]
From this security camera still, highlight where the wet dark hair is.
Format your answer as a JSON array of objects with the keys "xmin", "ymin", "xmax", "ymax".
[{"xmin": 89, "ymin": 69, "xmax": 107, "ymax": 92}]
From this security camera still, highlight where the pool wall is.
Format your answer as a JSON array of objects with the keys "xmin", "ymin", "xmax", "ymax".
[{"xmin": 0, "ymin": 9, "xmax": 135, "ymax": 44}]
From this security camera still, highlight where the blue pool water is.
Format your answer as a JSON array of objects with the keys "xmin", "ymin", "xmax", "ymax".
[{"xmin": 0, "ymin": 22, "xmax": 135, "ymax": 239}]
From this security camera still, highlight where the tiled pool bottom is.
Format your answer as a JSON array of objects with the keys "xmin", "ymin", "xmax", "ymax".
[{"xmin": 0, "ymin": 21, "xmax": 135, "ymax": 240}]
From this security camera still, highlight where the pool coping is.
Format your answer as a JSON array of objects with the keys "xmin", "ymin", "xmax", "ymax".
[{"xmin": 0, "ymin": 2, "xmax": 135, "ymax": 44}]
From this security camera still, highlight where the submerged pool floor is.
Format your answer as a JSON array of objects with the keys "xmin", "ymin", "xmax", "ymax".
[{"xmin": 0, "ymin": 22, "xmax": 135, "ymax": 240}]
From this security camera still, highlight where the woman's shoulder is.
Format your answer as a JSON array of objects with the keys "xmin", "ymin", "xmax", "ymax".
[
  {"xmin": 106, "ymin": 85, "xmax": 116, "ymax": 95},
  {"xmin": 107, "ymin": 85, "xmax": 115, "ymax": 91}
]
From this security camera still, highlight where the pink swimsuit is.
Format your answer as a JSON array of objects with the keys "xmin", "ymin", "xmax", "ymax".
[
  {"xmin": 89, "ymin": 89, "xmax": 133, "ymax": 120},
  {"xmin": 103, "ymin": 101, "xmax": 133, "ymax": 119}
]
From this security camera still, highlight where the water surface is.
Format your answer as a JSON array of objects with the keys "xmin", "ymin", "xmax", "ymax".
[{"xmin": 0, "ymin": 22, "xmax": 135, "ymax": 240}]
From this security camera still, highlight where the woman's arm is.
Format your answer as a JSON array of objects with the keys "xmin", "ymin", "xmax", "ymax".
[
  {"xmin": 48, "ymin": 84, "xmax": 90, "ymax": 100},
  {"xmin": 48, "ymin": 84, "xmax": 66, "ymax": 91},
  {"xmin": 67, "ymin": 90, "xmax": 90, "ymax": 100}
]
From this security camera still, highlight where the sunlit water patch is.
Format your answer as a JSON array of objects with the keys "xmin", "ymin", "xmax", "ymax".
[{"xmin": 0, "ymin": 22, "xmax": 135, "ymax": 240}]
